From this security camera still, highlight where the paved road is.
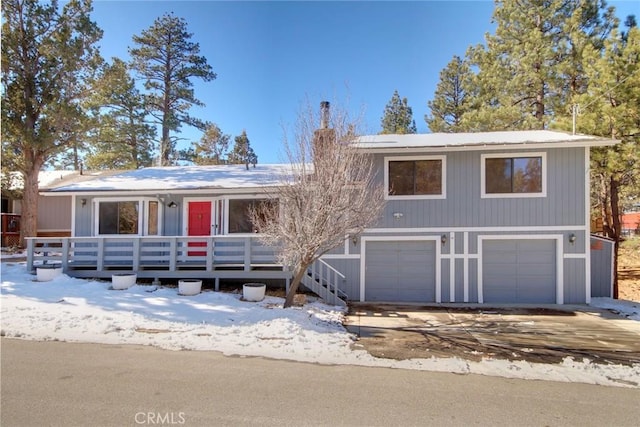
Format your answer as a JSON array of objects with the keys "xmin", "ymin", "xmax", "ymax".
[{"xmin": 2, "ymin": 339, "xmax": 639, "ymax": 427}]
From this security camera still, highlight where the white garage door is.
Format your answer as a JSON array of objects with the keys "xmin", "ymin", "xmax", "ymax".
[
  {"xmin": 365, "ymin": 240, "xmax": 436, "ymax": 302},
  {"xmin": 483, "ymin": 239, "xmax": 556, "ymax": 303}
]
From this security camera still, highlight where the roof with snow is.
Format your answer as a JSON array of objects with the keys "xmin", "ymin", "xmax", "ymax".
[
  {"xmin": 48, "ymin": 164, "xmax": 294, "ymax": 193},
  {"xmin": 354, "ymin": 130, "xmax": 617, "ymax": 149},
  {"xmin": 41, "ymin": 131, "xmax": 618, "ymax": 194},
  {"xmin": 3, "ymin": 170, "xmax": 123, "ymax": 191}
]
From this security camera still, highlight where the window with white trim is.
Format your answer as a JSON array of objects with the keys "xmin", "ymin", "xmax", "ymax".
[
  {"xmin": 385, "ymin": 156, "xmax": 445, "ymax": 199},
  {"xmin": 228, "ymin": 198, "xmax": 279, "ymax": 234},
  {"xmin": 481, "ymin": 153, "xmax": 546, "ymax": 198},
  {"xmin": 95, "ymin": 198, "xmax": 161, "ymax": 235}
]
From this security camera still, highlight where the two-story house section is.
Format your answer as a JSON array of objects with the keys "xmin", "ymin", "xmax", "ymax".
[{"xmin": 321, "ymin": 130, "xmax": 617, "ymax": 305}]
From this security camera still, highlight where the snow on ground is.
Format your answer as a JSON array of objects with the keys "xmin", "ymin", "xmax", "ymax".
[
  {"xmin": 590, "ymin": 297, "xmax": 640, "ymax": 321},
  {"xmin": 1, "ymin": 262, "xmax": 639, "ymax": 388}
]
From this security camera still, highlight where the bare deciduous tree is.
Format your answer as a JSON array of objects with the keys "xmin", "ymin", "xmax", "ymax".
[{"xmin": 252, "ymin": 101, "xmax": 386, "ymax": 308}]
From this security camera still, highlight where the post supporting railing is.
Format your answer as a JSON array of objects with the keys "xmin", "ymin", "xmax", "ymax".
[{"xmin": 24, "ymin": 235, "xmax": 281, "ymax": 274}]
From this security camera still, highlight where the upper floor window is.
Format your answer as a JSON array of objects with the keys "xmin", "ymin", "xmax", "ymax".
[
  {"xmin": 481, "ymin": 153, "xmax": 546, "ymax": 198},
  {"xmin": 385, "ymin": 155, "xmax": 446, "ymax": 199}
]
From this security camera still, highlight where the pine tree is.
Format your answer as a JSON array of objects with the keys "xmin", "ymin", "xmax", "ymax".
[
  {"xmin": 462, "ymin": 0, "xmax": 615, "ymax": 131},
  {"xmin": 190, "ymin": 123, "xmax": 230, "ymax": 165},
  {"xmin": 1, "ymin": 0, "xmax": 102, "ymax": 243},
  {"xmin": 556, "ymin": 0, "xmax": 616, "ymax": 106},
  {"xmin": 228, "ymin": 130, "xmax": 258, "ymax": 168},
  {"xmin": 129, "ymin": 13, "xmax": 216, "ymax": 166},
  {"xmin": 380, "ymin": 90, "xmax": 417, "ymax": 134},
  {"xmin": 426, "ymin": 55, "xmax": 476, "ymax": 132},
  {"xmin": 84, "ymin": 58, "xmax": 156, "ymax": 170},
  {"xmin": 572, "ymin": 23, "xmax": 640, "ymax": 297}
]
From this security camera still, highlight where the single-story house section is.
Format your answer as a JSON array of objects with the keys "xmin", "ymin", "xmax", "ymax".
[
  {"xmin": 26, "ymin": 130, "xmax": 618, "ymax": 306},
  {"xmin": 1, "ymin": 170, "xmax": 121, "ymax": 243}
]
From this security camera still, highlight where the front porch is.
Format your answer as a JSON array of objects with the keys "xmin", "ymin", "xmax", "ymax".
[
  {"xmin": 26, "ymin": 235, "xmax": 291, "ymax": 287},
  {"xmin": 25, "ymin": 236, "xmax": 348, "ymax": 306}
]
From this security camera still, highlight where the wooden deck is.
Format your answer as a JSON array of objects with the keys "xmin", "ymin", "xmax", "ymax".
[{"xmin": 26, "ymin": 236, "xmax": 292, "ymax": 285}]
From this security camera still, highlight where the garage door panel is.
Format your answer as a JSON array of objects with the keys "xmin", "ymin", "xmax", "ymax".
[
  {"xmin": 518, "ymin": 252, "xmax": 555, "ymax": 264},
  {"xmin": 485, "ymin": 264, "xmax": 517, "ymax": 277},
  {"xmin": 365, "ymin": 240, "xmax": 436, "ymax": 303},
  {"xmin": 518, "ymin": 240, "xmax": 553, "ymax": 251},
  {"xmin": 368, "ymin": 289, "xmax": 399, "ymax": 302},
  {"xmin": 369, "ymin": 263, "xmax": 400, "ymax": 275},
  {"xmin": 484, "ymin": 288, "xmax": 517, "ymax": 303},
  {"xmin": 401, "ymin": 276, "xmax": 431, "ymax": 288},
  {"xmin": 402, "ymin": 265, "xmax": 430, "ymax": 277},
  {"xmin": 484, "ymin": 274, "xmax": 516, "ymax": 287},
  {"xmin": 402, "ymin": 241, "xmax": 429, "ymax": 250},
  {"xmin": 402, "ymin": 252, "xmax": 431, "ymax": 263},
  {"xmin": 398, "ymin": 289, "xmax": 434, "ymax": 301},
  {"xmin": 517, "ymin": 274, "xmax": 555, "ymax": 285},
  {"xmin": 518, "ymin": 287, "xmax": 555, "ymax": 304},
  {"xmin": 483, "ymin": 239, "xmax": 556, "ymax": 304},
  {"xmin": 518, "ymin": 263, "xmax": 555, "ymax": 275},
  {"xmin": 484, "ymin": 251, "xmax": 518, "ymax": 264},
  {"xmin": 366, "ymin": 277, "xmax": 397, "ymax": 290}
]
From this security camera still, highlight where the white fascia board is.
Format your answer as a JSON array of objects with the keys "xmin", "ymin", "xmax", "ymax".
[
  {"xmin": 363, "ymin": 225, "xmax": 588, "ymax": 233},
  {"xmin": 42, "ymin": 187, "xmax": 282, "ymax": 197},
  {"xmin": 355, "ymin": 139, "xmax": 619, "ymax": 154},
  {"xmin": 41, "ymin": 192, "xmax": 77, "ymax": 197}
]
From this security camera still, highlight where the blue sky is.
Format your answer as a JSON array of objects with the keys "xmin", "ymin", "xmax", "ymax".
[{"xmin": 91, "ymin": 1, "xmax": 638, "ymax": 164}]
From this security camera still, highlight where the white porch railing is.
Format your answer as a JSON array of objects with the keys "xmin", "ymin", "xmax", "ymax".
[
  {"xmin": 24, "ymin": 236, "xmax": 349, "ymax": 305},
  {"xmin": 26, "ymin": 235, "xmax": 283, "ymax": 277},
  {"xmin": 301, "ymin": 259, "xmax": 347, "ymax": 306}
]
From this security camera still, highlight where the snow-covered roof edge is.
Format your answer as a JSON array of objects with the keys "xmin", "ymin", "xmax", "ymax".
[
  {"xmin": 353, "ymin": 130, "xmax": 618, "ymax": 150},
  {"xmin": 3, "ymin": 170, "xmax": 123, "ymax": 191},
  {"xmin": 46, "ymin": 164, "xmax": 301, "ymax": 193}
]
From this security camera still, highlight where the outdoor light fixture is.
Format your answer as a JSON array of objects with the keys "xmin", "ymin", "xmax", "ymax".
[
  {"xmin": 80, "ymin": 198, "xmax": 87, "ymax": 207},
  {"xmin": 167, "ymin": 201, "xmax": 178, "ymax": 208},
  {"xmin": 441, "ymin": 234, "xmax": 447, "ymax": 245},
  {"xmin": 569, "ymin": 233, "xmax": 577, "ymax": 245},
  {"xmin": 393, "ymin": 212, "xmax": 404, "ymax": 220},
  {"xmin": 352, "ymin": 235, "xmax": 358, "ymax": 245}
]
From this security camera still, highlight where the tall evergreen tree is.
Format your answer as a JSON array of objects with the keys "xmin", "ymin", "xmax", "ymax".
[
  {"xmin": 190, "ymin": 123, "xmax": 230, "ymax": 165},
  {"xmin": 556, "ymin": 0, "xmax": 616, "ymax": 106},
  {"xmin": 572, "ymin": 23, "xmax": 640, "ymax": 297},
  {"xmin": 380, "ymin": 90, "xmax": 417, "ymax": 134},
  {"xmin": 129, "ymin": 13, "xmax": 216, "ymax": 166},
  {"xmin": 426, "ymin": 55, "xmax": 476, "ymax": 132},
  {"xmin": 84, "ymin": 58, "xmax": 156, "ymax": 170},
  {"xmin": 228, "ymin": 130, "xmax": 258, "ymax": 168},
  {"xmin": 1, "ymin": 0, "xmax": 102, "ymax": 243},
  {"xmin": 462, "ymin": 0, "xmax": 615, "ymax": 131}
]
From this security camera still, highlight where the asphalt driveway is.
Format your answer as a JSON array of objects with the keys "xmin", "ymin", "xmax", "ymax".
[{"xmin": 344, "ymin": 304, "xmax": 640, "ymax": 366}]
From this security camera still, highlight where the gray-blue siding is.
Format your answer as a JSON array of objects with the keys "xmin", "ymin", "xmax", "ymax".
[
  {"xmin": 74, "ymin": 195, "xmax": 187, "ymax": 237},
  {"xmin": 372, "ymin": 147, "xmax": 586, "ymax": 228},
  {"xmin": 73, "ymin": 147, "xmax": 588, "ymax": 236},
  {"xmin": 590, "ymin": 236, "xmax": 614, "ymax": 297},
  {"xmin": 69, "ymin": 146, "xmax": 591, "ymax": 304},
  {"xmin": 325, "ymin": 230, "xmax": 590, "ymax": 304}
]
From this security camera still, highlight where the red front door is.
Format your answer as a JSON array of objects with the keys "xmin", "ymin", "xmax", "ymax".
[{"xmin": 188, "ymin": 201, "xmax": 211, "ymax": 256}]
